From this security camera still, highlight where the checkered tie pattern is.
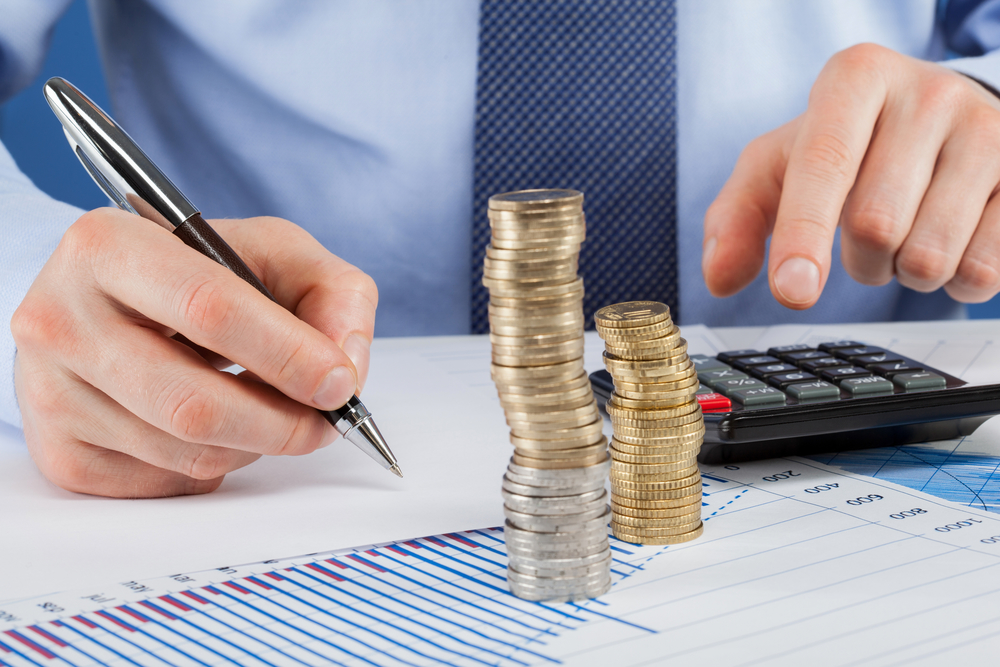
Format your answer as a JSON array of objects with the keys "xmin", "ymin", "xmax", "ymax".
[{"xmin": 471, "ymin": 0, "xmax": 678, "ymax": 334}]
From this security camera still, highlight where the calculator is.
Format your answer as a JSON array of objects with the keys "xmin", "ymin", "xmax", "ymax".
[{"xmin": 589, "ymin": 340, "xmax": 1000, "ymax": 464}]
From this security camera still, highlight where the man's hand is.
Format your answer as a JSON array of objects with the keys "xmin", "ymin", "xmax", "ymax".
[
  {"xmin": 703, "ymin": 43, "xmax": 1000, "ymax": 308},
  {"xmin": 11, "ymin": 209, "xmax": 377, "ymax": 498}
]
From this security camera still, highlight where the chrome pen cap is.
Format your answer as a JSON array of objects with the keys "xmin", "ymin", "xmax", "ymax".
[{"xmin": 42, "ymin": 76, "xmax": 198, "ymax": 231}]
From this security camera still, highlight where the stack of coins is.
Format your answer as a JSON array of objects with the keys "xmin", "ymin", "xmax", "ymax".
[
  {"xmin": 484, "ymin": 189, "xmax": 612, "ymax": 602},
  {"xmin": 594, "ymin": 301, "xmax": 705, "ymax": 545}
]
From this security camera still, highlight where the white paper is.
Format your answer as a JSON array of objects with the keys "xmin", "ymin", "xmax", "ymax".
[{"xmin": 0, "ymin": 326, "xmax": 724, "ymax": 602}]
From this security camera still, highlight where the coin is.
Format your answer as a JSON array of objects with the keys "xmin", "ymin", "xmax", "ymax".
[
  {"xmin": 612, "ymin": 522, "xmax": 704, "ymax": 545},
  {"xmin": 610, "ymin": 499, "xmax": 703, "ymax": 517},
  {"xmin": 593, "ymin": 301, "xmax": 671, "ymax": 329},
  {"xmin": 489, "ymin": 189, "xmax": 584, "ymax": 211}
]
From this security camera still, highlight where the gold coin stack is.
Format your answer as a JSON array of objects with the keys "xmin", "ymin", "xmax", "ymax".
[
  {"xmin": 594, "ymin": 301, "xmax": 705, "ymax": 545},
  {"xmin": 485, "ymin": 188, "xmax": 612, "ymax": 602}
]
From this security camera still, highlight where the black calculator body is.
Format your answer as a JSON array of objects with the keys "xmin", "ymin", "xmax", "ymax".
[{"xmin": 590, "ymin": 340, "xmax": 1000, "ymax": 464}]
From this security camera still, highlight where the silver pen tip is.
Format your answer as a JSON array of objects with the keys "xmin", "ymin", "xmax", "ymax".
[{"xmin": 390, "ymin": 464, "xmax": 404, "ymax": 479}]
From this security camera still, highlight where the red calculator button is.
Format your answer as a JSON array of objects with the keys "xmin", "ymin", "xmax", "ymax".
[{"xmin": 696, "ymin": 393, "xmax": 732, "ymax": 412}]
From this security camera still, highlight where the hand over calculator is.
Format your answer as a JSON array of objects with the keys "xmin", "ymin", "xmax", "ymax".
[{"xmin": 590, "ymin": 340, "xmax": 1000, "ymax": 464}]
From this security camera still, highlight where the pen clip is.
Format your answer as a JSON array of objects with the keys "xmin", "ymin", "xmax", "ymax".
[{"xmin": 43, "ymin": 77, "xmax": 200, "ymax": 230}]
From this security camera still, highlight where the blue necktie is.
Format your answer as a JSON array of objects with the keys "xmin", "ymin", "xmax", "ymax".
[{"xmin": 471, "ymin": 0, "xmax": 678, "ymax": 334}]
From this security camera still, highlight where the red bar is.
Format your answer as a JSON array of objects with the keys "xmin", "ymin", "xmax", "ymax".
[
  {"xmin": 325, "ymin": 559, "xmax": 349, "ymax": 570},
  {"xmin": 446, "ymin": 533, "xmax": 480, "ymax": 549},
  {"xmin": 405, "ymin": 540, "xmax": 422, "ymax": 549},
  {"xmin": 347, "ymin": 554, "xmax": 386, "ymax": 573},
  {"xmin": 264, "ymin": 572, "xmax": 284, "ymax": 581},
  {"xmin": 139, "ymin": 601, "xmax": 176, "ymax": 620},
  {"xmin": 386, "ymin": 545, "xmax": 409, "ymax": 557},
  {"xmin": 202, "ymin": 587, "xmax": 221, "ymax": 595},
  {"xmin": 29, "ymin": 625, "xmax": 67, "ymax": 648},
  {"xmin": 160, "ymin": 596, "xmax": 192, "ymax": 612},
  {"xmin": 222, "ymin": 582, "xmax": 251, "ymax": 595},
  {"xmin": 365, "ymin": 550, "xmax": 380, "ymax": 557},
  {"xmin": 246, "ymin": 578, "xmax": 272, "ymax": 590},
  {"xmin": 96, "ymin": 611, "xmax": 135, "ymax": 632},
  {"xmin": 696, "ymin": 392, "xmax": 731, "ymax": 412},
  {"xmin": 180, "ymin": 591, "xmax": 209, "ymax": 605},
  {"xmin": 117, "ymin": 606, "xmax": 148, "ymax": 623},
  {"xmin": 304, "ymin": 563, "xmax": 345, "ymax": 581},
  {"xmin": 73, "ymin": 615, "xmax": 98, "ymax": 629},
  {"xmin": 3, "ymin": 631, "xmax": 55, "ymax": 660}
]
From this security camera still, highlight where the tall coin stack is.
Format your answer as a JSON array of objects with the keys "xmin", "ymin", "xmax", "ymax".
[
  {"xmin": 484, "ymin": 189, "xmax": 612, "ymax": 602},
  {"xmin": 594, "ymin": 301, "xmax": 705, "ymax": 545}
]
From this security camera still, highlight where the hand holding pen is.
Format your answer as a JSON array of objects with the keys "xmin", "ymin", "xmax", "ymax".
[{"xmin": 10, "ymin": 78, "xmax": 396, "ymax": 498}]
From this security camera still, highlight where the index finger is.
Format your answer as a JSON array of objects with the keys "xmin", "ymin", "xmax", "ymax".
[{"xmin": 769, "ymin": 44, "xmax": 889, "ymax": 308}]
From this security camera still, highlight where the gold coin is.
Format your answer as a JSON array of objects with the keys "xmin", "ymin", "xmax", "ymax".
[
  {"xmin": 492, "ymin": 341, "xmax": 585, "ymax": 359},
  {"xmin": 603, "ymin": 356, "xmax": 692, "ymax": 379},
  {"xmin": 596, "ymin": 319, "xmax": 673, "ymax": 342},
  {"xmin": 612, "ymin": 522, "xmax": 704, "ymax": 545},
  {"xmin": 609, "ymin": 409, "xmax": 703, "ymax": 430},
  {"xmin": 611, "ymin": 521, "xmax": 705, "ymax": 545},
  {"xmin": 509, "ymin": 418, "xmax": 605, "ymax": 441},
  {"xmin": 512, "ymin": 451, "xmax": 609, "ymax": 469},
  {"xmin": 612, "ymin": 509, "xmax": 701, "ymax": 528},
  {"xmin": 489, "ymin": 306, "xmax": 582, "ymax": 324},
  {"xmin": 611, "ymin": 465, "xmax": 699, "ymax": 484},
  {"xmin": 612, "ymin": 370, "xmax": 699, "ymax": 393},
  {"xmin": 605, "ymin": 401, "xmax": 700, "ymax": 421},
  {"xmin": 608, "ymin": 393, "xmax": 693, "ymax": 410},
  {"xmin": 489, "ymin": 215, "xmax": 585, "ymax": 231},
  {"xmin": 610, "ymin": 437, "xmax": 704, "ymax": 456},
  {"xmin": 610, "ymin": 449, "xmax": 702, "ymax": 466},
  {"xmin": 610, "ymin": 458, "xmax": 697, "ymax": 476},
  {"xmin": 489, "ymin": 189, "xmax": 583, "ymax": 212},
  {"xmin": 490, "ymin": 320, "xmax": 584, "ymax": 338},
  {"xmin": 495, "ymin": 371, "xmax": 590, "ymax": 395},
  {"xmin": 489, "ymin": 225, "xmax": 585, "ymax": 242},
  {"xmin": 611, "ymin": 500, "xmax": 702, "ymax": 517},
  {"xmin": 601, "ymin": 324, "xmax": 679, "ymax": 348},
  {"xmin": 504, "ymin": 401, "xmax": 598, "ymax": 423},
  {"xmin": 485, "ymin": 243, "xmax": 580, "ymax": 261},
  {"xmin": 612, "ymin": 517, "xmax": 702, "ymax": 534},
  {"xmin": 484, "ymin": 276, "xmax": 584, "ymax": 298},
  {"xmin": 490, "ymin": 330, "xmax": 582, "ymax": 347},
  {"xmin": 613, "ymin": 419, "xmax": 705, "ymax": 439},
  {"xmin": 612, "ymin": 479, "xmax": 702, "ymax": 499},
  {"xmin": 501, "ymin": 393, "xmax": 594, "ymax": 414},
  {"xmin": 500, "ymin": 382, "xmax": 593, "ymax": 405},
  {"xmin": 593, "ymin": 301, "xmax": 670, "ymax": 329},
  {"xmin": 492, "ymin": 358, "xmax": 583, "ymax": 378},
  {"xmin": 613, "ymin": 379, "xmax": 700, "ymax": 401},
  {"xmin": 489, "ymin": 232, "xmax": 587, "ymax": 250},
  {"xmin": 612, "ymin": 470, "xmax": 701, "ymax": 491},
  {"xmin": 603, "ymin": 338, "xmax": 689, "ymax": 366},
  {"xmin": 484, "ymin": 253, "xmax": 580, "ymax": 270},
  {"xmin": 510, "ymin": 431, "xmax": 606, "ymax": 451},
  {"xmin": 513, "ymin": 440, "xmax": 607, "ymax": 459},
  {"xmin": 611, "ymin": 489, "xmax": 703, "ymax": 509},
  {"xmin": 610, "ymin": 445, "xmax": 694, "ymax": 464}
]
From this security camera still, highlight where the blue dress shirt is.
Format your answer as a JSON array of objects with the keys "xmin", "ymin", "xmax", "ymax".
[{"xmin": 0, "ymin": 0, "xmax": 999, "ymax": 429}]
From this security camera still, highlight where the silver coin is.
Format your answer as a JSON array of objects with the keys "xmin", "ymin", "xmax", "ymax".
[
  {"xmin": 508, "ymin": 554, "xmax": 612, "ymax": 579},
  {"xmin": 507, "ymin": 566, "xmax": 610, "ymax": 588},
  {"xmin": 503, "ymin": 521, "xmax": 609, "ymax": 545},
  {"xmin": 505, "ymin": 541, "xmax": 609, "ymax": 561},
  {"xmin": 503, "ymin": 492, "xmax": 608, "ymax": 517},
  {"xmin": 502, "ymin": 485, "xmax": 606, "ymax": 506},
  {"xmin": 507, "ymin": 457, "xmax": 611, "ymax": 481},
  {"xmin": 502, "ymin": 471, "xmax": 607, "ymax": 491},
  {"xmin": 508, "ymin": 576, "xmax": 612, "ymax": 602},
  {"xmin": 504, "ymin": 505, "xmax": 610, "ymax": 533},
  {"xmin": 501, "ymin": 477, "xmax": 606, "ymax": 497}
]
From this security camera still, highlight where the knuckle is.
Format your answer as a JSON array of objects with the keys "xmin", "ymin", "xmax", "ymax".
[
  {"xmin": 10, "ymin": 298, "xmax": 75, "ymax": 352},
  {"xmin": 800, "ymin": 132, "xmax": 856, "ymax": 182},
  {"xmin": 896, "ymin": 243, "xmax": 953, "ymax": 287},
  {"xmin": 843, "ymin": 204, "xmax": 904, "ymax": 253},
  {"xmin": 178, "ymin": 275, "xmax": 241, "ymax": 340},
  {"xmin": 823, "ymin": 43, "xmax": 887, "ymax": 85},
  {"xmin": 955, "ymin": 255, "xmax": 1000, "ymax": 295},
  {"xmin": 163, "ymin": 379, "xmax": 224, "ymax": 443},
  {"xmin": 273, "ymin": 414, "xmax": 323, "ymax": 457},
  {"xmin": 182, "ymin": 446, "xmax": 231, "ymax": 481}
]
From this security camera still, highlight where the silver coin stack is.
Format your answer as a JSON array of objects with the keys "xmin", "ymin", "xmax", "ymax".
[{"xmin": 484, "ymin": 189, "xmax": 612, "ymax": 602}]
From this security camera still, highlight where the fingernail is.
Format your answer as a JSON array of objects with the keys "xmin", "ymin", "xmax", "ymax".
[
  {"xmin": 702, "ymin": 237, "xmax": 718, "ymax": 274},
  {"xmin": 313, "ymin": 366, "xmax": 356, "ymax": 410},
  {"xmin": 774, "ymin": 257, "xmax": 821, "ymax": 305},
  {"xmin": 343, "ymin": 334, "xmax": 371, "ymax": 382}
]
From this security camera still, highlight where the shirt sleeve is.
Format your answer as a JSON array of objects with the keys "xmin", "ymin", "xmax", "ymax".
[
  {"xmin": 941, "ymin": 0, "xmax": 1000, "ymax": 91},
  {"xmin": 0, "ymin": 0, "xmax": 82, "ymax": 428}
]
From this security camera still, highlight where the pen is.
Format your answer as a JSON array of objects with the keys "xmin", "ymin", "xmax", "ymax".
[{"xmin": 43, "ymin": 77, "xmax": 402, "ymax": 478}]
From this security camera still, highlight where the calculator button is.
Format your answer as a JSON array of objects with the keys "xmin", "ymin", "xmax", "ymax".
[
  {"xmin": 892, "ymin": 371, "xmax": 947, "ymax": 391},
  {"xmin": 732, "ymin": 355, "xmax": 780, "ymax": 370},
  {"xmin": 714, "ymin": 377, "xmax": 767, "ymax": 397},
  {"xmin": 833, "ymin": 346, "xmax": 888, "ymax": 360},
  {"xmin": 785, "ymin": 380, "xmax": 840, "ymax": 402},
  {"xmin": 868, "ymin": 361, "xmax": 923, "ymax": 377},
  {"xmin": 696, "ymin": 383, "xmax": 715, "ymax": 395},
  {"xmin": 801, "ymin": 357, "xmax": 851, "ymax": 373},
  {"xmin": 717, "ymin": 349, "xmax": 761, "ymax": 363},
  {"xmin": 695, "ymin": 392, "xmax": 732, "ymax": 412},
  {"xmin": 749, "ymin": 363, "xmax": 799, "ymax": 379},
  {"xmin": 820, "ymin": 366, "xmax": 872, "ymax": 383},
  {"xmin": 818, "ymin": 340, "xmax": 865, "ymax": 353},
  {"xmin": 767, "ymin": 344, "xmax": 814, "ymax": 357},
  {"xmin": 767, "ymin": 371, "xmax": 818, "ymax": 388},
  {"xmin": 782, "ymin": 350, "xmax": 828, "ymax": 363},
  {"xmin": 699, "ymin": 369, "xmax": 748, "ymax": 387},
  {"xmin": 853, "ymin": 353, "xmax": 904, "ymax": 368},
  {"xmin": 842, "ymin": 376, "xmax": 894, "ymax": 395},
  {"xmin": 731, "ymin": 386, "xmax": 786, "ymax": 406},
  {"xmin": 690, "ymin": 354, "xmax": 730, "ymax": 372}
]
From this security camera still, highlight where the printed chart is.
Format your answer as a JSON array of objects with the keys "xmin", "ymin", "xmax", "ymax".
[{"xmin": 3, "ymin": 458, "xmax": 1000, "ymax": 666}]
